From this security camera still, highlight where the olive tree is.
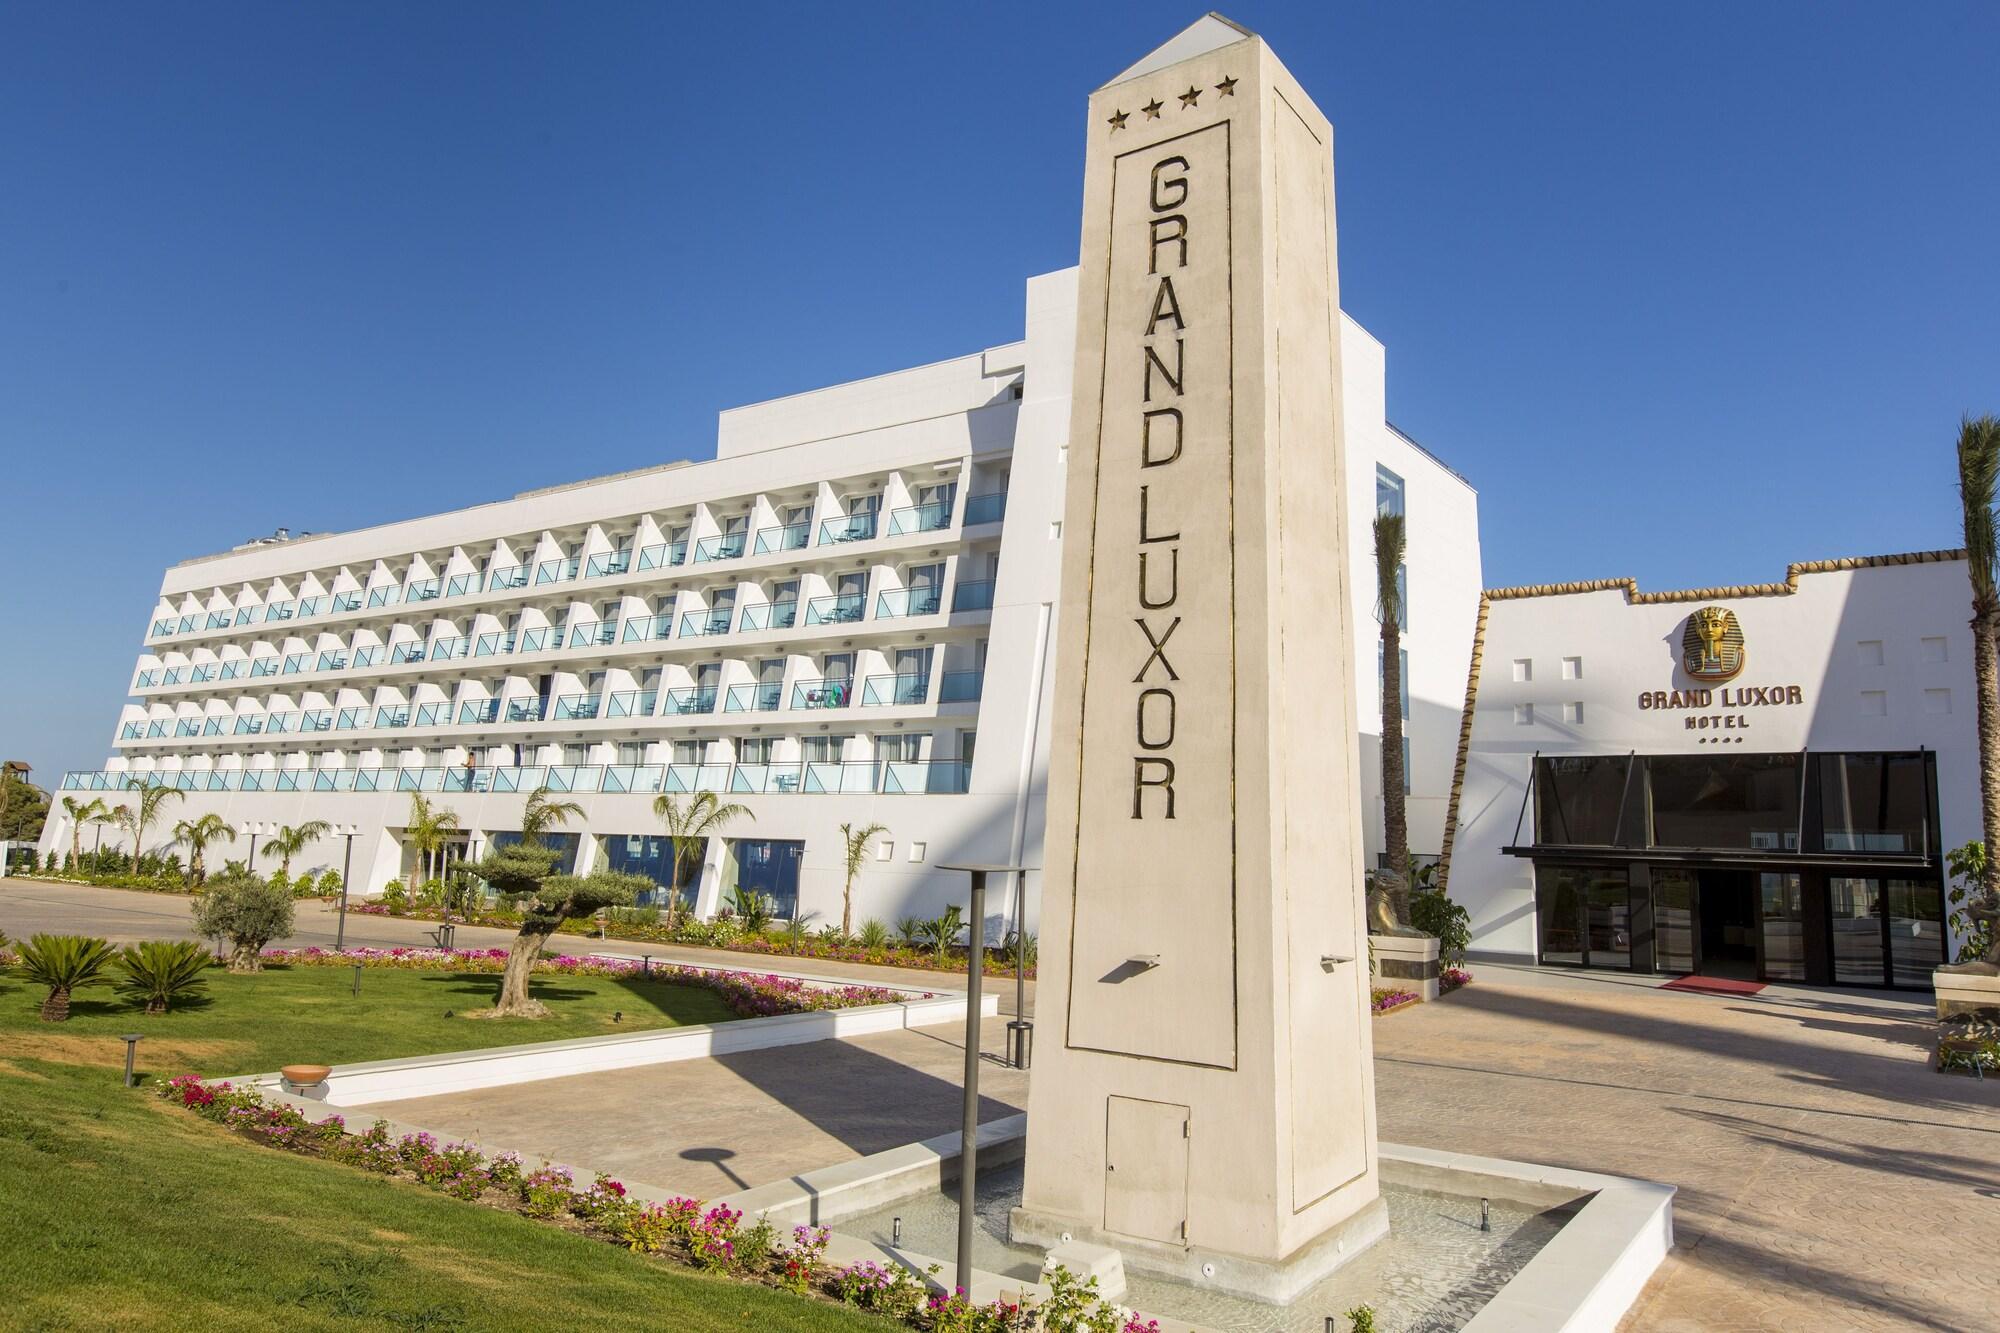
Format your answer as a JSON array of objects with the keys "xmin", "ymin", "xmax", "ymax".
[
  {"xmin": 190, "ymin": 869, "xmax": 296, "ymax": 972},
  {"xmin": 475, "ymin": 842, "xmax": 650, "ymax": 1018}
]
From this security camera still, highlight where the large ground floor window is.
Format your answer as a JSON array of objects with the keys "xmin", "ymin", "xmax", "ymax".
[
  {"xmin": 730, "ymin": 839, "xmax": 803, "ymax": 920},
  {"xmin": 600, "ymin": 833, "xmax": 701, "ymax": 910},
  {"xmin": 1533, "ymin": 861, "xmax": 1943, "ymax": 989}
]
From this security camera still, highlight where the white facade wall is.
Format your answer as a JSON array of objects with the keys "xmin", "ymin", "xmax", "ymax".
[
  {"xmin": 1447, "ymin": 556, "xmax": 1975, "ymax": 962},
  {"xmin": 44, "ymin": 269, "xmax": 1482, "ymax": 935}
]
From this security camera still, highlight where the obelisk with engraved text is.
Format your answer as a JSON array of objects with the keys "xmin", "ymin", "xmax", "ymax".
[{"xmin": 1011, "ymin": 15, "xmax": 1385, "ymax": 1301}]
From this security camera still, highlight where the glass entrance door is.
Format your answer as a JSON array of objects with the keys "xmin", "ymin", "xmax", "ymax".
[
  {"xmin": 1758, "ymin": 872, "xmax": 1806, "ymax": 981},
  {"xmin": 1694, "ymin": 869, "xmax": 1758, "ymax": 980}
]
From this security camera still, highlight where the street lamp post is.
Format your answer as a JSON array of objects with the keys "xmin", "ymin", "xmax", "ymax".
[
  {"xmin": 1007, "ymin": 871, "xmax": 1033, "ymax": 1070},
  {"xmin": 242, "ymin": 821, "xmax": 262, "ymax": 869},
  {"xmin": 938, "ymin": 862, "xmax": 1028, "ymax": 1300},
  {"xmin": 335, "ymin": 824, "xmax": 359, "ymax": 950}
]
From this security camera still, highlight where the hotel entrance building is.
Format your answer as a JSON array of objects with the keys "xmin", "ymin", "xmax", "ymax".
[{"xmin": 1441, "ymin": 551, "xmax": 1969, "ymax": 988}]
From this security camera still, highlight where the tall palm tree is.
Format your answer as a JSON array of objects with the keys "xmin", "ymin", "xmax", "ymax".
[
  {"xmin": 519, "ymin": 785, "xmax": 583, "ymax": 847},
  {"xmin": 119, "ymin": 779, "xmax": 183, "ymax": 864},
  {"xmin": 1957, "ymin": 414, "xmax": 2000, "ymax": 899},
  {"xmin": 837, "ymin": 821, "xmax": 888, "ymax": 939},
  {"xmin": 402, "ymin": 792, "xmax": 461, "ymax": 888},
  {"xmin": 59, "ymin": 795, "xmax": 107, "ymax": 868},
  {"xmin": 652, "ymin": 790, "xmax": 753, "ymax": 928},
  {"xmin": 262, "ymin": 819, "xmax": 331, "ymax": 876},
  {"xmin": 173, "ymin": 812, "xmax": 236, "ymax": 885},
  {"xmin": 1374, "ymin": 510, "xmax": 1412, "ymax": 930},
  {"xmin": 86, "ymin": 801, "xmax": 119, "ymax": 858}
]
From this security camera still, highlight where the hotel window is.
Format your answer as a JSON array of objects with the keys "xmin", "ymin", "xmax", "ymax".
[
  {"xmin": 671, "ymin": 738, "xmax": 704, "ymax": 766},
  {"xmin": 802, "ymin": 735, "xmax": 848, "ymax": 764},
  {"xmin": 738, "ymin": 737, "xmax": 775, "ymax": 765},
  {"xmin": 1375, "ymin": 466, "xmax": 1404, "ymax": 518},
  {"xmin": 876, "ymin": 733, "xmax": 924, "ymax": 763},
  {"xmin": 615, "ymin": 741, "xmax": 645, "ymax": 767}
]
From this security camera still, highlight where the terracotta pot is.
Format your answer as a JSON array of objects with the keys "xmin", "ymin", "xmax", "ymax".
[{"xmin": 281, "ymin": 1064, "xmax": 332, "ymax": 1087}]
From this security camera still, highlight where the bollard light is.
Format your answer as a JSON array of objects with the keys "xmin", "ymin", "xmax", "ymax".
[
  {"xmin": 641, "ymin": 954, "xmax": 651, "ymax": 978},
  {"xmin": 121, "ymin": 1033, "xmax": 142, "ymax": 1087},
  {"xmin": 892, "ymin": 1216, "xmax": 902, "ymax": 1246},
  {"xmin": 1480, "ymin": 1198, "xmax": 1490, "ymax": 1232},
  {"xmin": 352, "ymin": 964, "xmax": 363, "ymax": 998}
]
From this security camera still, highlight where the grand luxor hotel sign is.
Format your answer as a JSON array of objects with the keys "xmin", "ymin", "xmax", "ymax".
[{"xmin": 1638, "ymin": 605, "xmax": 1807, "ymax": 734}]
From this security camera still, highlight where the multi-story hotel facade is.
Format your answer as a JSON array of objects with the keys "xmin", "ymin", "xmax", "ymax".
[{"xmin": 44, "ymin": 268, "xmax": 1481, "ymax": 930}]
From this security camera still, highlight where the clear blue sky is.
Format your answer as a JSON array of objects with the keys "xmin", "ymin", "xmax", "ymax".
[{"xmin": 3, "ymin": 3, "xmax": 1995, "ymax": 785}]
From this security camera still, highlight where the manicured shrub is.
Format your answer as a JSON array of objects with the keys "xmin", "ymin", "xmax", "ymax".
[
  {"xmin": 857, "ymin": 919, "xmax": 890, "ymax": 949},
  {"xmin": 1410, "ymin": 884, "xmax": 1471, "ymax": 966},
  {"xmin": 190, "ymin": 870, "xmax": 295, "ymax": 973},
  {"xmin": 16, "ymin": 934, "xmax": 117, "ymax": 1022},
  {"xmin": 115, "ymin": 939, "xmax": 211, "ymax": 1014}
]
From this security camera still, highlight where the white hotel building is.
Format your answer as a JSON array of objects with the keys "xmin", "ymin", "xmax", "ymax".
[{"xmin": 45, "ymin": 269, "xmax": 1482, "ymax": 929}]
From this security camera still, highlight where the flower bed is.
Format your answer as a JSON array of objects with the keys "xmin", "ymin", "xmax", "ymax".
[
  {"xmin": 261, "ymin": 946, "xmax": 925, "ymax": 1018},
  {"xmin": 1439, "ymin": 967, "xmax": 1473, "ymax": 995},
  {"xmin": 1370, "ymin": 986, "xmax": 1421, "ymax": 1016},
  {"xmin": 156, "ymin": 1073, "xmax": 1156, "ymax": 1332}
]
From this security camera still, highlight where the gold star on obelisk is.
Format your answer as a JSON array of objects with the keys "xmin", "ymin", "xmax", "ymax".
[
  {"xmin": 1214, "ymin": 76, "xmax": 1237, "ymax": 97},
  {"xmin": 1179, "ymin": 85, "xmax": 1202, "ymax": 108},
  {"xmin": 1142, "ymin": 98, "xmax": 1164, "ymax": 119},
  {"xmin": 1108, "ymin": 108, "xmax": 1129, "ymax": 131}
]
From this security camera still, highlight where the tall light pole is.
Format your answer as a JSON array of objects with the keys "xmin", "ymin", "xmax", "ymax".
[
  {"xmin": 334, "ymin": 823, "xmax": 359, "ymax": 950},
  {"xmin": 242, "ymin": 821, "xmax": 262, "ymax": 868}
]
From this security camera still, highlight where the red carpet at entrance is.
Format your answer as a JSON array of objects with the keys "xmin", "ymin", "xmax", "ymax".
[{"xmin": 1659, "ymin": 975, "xmax": 1766, "ymax": 996}]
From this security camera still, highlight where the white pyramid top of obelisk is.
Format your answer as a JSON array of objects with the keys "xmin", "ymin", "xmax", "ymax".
[{"xmin": 1101, "ymin": 12, "xmax": 1257, "ymax": 88}]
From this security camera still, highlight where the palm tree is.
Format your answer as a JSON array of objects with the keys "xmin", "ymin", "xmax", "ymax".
[
  {"xmin": 261, "ymin": 819, "xmax": 331, "ymax": 876},
  {"xmin": 173, "ymin": 813, "xmax": 236, "ymax": 886},
  {"xmin": 652, "ymin": 790, "xmax": 753, "ymax": 928},
  {"xmin": 519, "ymin": 785, "xmax": 583, "ymax": 847},
  {"xmin": 1957, "ymin": 414, "xmax": 2000, "ymax": 900},
  {"xmin": 118, "ymin": 779, "xmax": 183, "ymax": 864},
  {"xmin": 59, "ymin": 796, "xmax": 107, "ymax": 869},
  {"xmin": 1374, "ymin": 510, "xmax": 1412, "ymax": 930},
  {"xmin": 86, "ymin": 801, "xmax": 120, "ymax": 858},
  {"xmin": 402, "ymin": 792, "xmax": 462, "ymax": 889},
  {"xmin": 837, "ymin": 821, "xmax": 888, "ymax": 939}
]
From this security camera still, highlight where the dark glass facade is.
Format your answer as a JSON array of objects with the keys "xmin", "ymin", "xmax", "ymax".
[{"xmin": 1520, "ymin": 750, "xmax": 1944, "ymax": 989}]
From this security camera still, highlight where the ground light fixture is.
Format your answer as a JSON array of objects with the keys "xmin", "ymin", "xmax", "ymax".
[
  {"xmin": 120, "ymin": 1033, "xmax": 141, "ymax": 1087},
  {"xmin": 938, "ymin": 862, "xmax": 1029, "ymax": 1297},
  {"xmin": 334, "ymin": 823, "xmax": 360, "ymax": 950},
  {"xmin": 352, "ymin": 964, "xmax": 362, "ymax": 998}
]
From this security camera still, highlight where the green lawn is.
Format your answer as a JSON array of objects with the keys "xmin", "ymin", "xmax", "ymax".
[
  {"xmin": 0, "ymin": 1060, "xmax": 888, "ymax": 1331},
  {"xmin": 0, "ymin": 967, "xmax": 886, "ymax": 1330},
  {"xmin": 0, "ymin": 963, "xmax": 739, "ymax": 1079}
]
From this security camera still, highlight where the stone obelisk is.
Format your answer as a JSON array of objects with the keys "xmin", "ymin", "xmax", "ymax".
[{"xmin": 1012, "ymin": 15, "xmax": 1384, "ymax": 1301}]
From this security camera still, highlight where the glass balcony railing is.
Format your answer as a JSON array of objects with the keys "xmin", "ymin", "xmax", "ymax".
[
  {"xmin": 335, "ymin": 708, "xmax": 366, "ymax": 731},
  {"xmin": 174, "ymin": 720, "xmax": 201, "ymax": 738},
  {"xmin": 694, "ymin": 532, "xmax": 747, "ymax": 563},
  {"xmin": 804, "ymin": 592, "xmax": 866, "ymax": 626},
  {"xmin": 474, "ymin": 632, "xmax": 516, "ymax": 657},
  {"xmin": 234, "ymin": 717, "xmax": 264, "ymax": 735},
  {"xmin": 300, "ymin": 711, "xmax": 333, "ymax": 733},
  {"xmin": 790, "ymin": 678, "xmax": 852, "ymax": 710},
  {"xmin": 567, "ymin": 620, "xmax": 617, "ymax": 649},
  {"xmin": 119, "ymin": 722, "xmax": 143, "ymax": 739},
  {"xmin": 177, "ymin": 615, "xmax": 197, "ymax": 633},
  {"xmin": 446, "ymin": 573, "xmax": 478, "ymax": 598},
  {"xmin": 534, "ymin": 556, "xmax": 580, "ymax": 586},
  {"xmin": 219, "ymin": 661, "xmax": 247, "ymax": 680},
  {"xmin": 585, "ymin": 550, "xmax": 632, "ymax": 579},
  {"xmin": 361, "ymin": 589, "xmax": 393, "ymax": 610},
  {"xmin": 262, "ymin": 603, "xmax": 294, "ymax": 623},
  {"xmin": 250, "ymin": 657, "xmax": 279, "ymax": 677},
  {"xmin": 962, "ymin": 492, "xmax": 1008, "ymax": 525},
  {"xmin": 951, "ymin": 580, "xmax": 996, "ymax": 612},
  {"xmin": 135, "ymin": 670, "xmax": 160, "ymax": 688},
  {"xmin": 388, "ymin": 643, "xmax": 425, "ymax": 665},
  {"xmin": 606, "ymin": 689, "xmax": 657, "ymax": 719},
  {"xmin": 430, "ymin": 637, "xmax": 470, "ymax": 661},
  {"xmin": 505, "ymin": 699, "xmax": 544, "ymax": 723},
  {"xmin": 517, "ymin": 627, "xmax": 554, "ymax": 653},
  {"xmin": 281, "ymin": 654, "xmax": 307, "ymax": 674},
  {"xmin": 677, "ymin": 609, "xmax": 734, "ymax": 638},
  {"xmin": 151, "ymin": 618, "xmax": 174, "ymax": 637},
  {"xmin": 188, "ymin": 665, "xmax": 217, "ymax": 682},
  {"xmin": 205, "ymin": 611, "xmax": 231, "ymax": 630},
  {"xmin": 331, "ymin": 592, "xmax": 363, "ymax": 613},
  {"xmin": 817, "ymin": 512, "xmax": 879, "ymax": 545},
  {"xmin": 351, "ymin": 646, "xmax": 383, "ymax": 668},
  {"xmin": 860, "ymin": 673, "xmax": 930, "ymax": 707},
  {"xmin": 753, "ymin": 522, "xmax": 811, "ymax": 555},
  {"xmin": 316, "ymin": 652, "xmax": 347, "ymax": 672},
  {"xmin": 415, "ymin": 702, "xmax": 448, "ymax": 727},
  {"xmin": 635, "ymin": 540, "xmax": 688, "ymax": 571},
  {"xmin": 458, "ymin": 699, "xmax": 499, "ymax": 725},
  {"xmin": 724, "ymin": 681, "xmax": 783, "ymax": 713},
  {"xmin": 553, "ymin": 694, "xmax": 601, "ymax": 721},
  {"xmin": 63, "ymin": 760, "xmax": 973, "ymax": 796},
  {"xmin": 663, "ymin": 685, "xmax": 718, "ymax": 715},
  {"xmin": 738, "ymin": 600, "xmax": 798, "ymax": 632},
  {"xmin": 489, "ymin": 564, "xmax": 529, "ymax": 590},
  {"xmin": 161, "ymin": 668, "xmax": 187, "ymax": 685},
  {"xmin": 874, "ymin": 587, "xmax": 943, "ymax": 619},
  {"xmin": 939, "ymin": 670, "xmax": 984, "ymax": 703},
  {"xmin": 146, "ymin": 721, "xmax": 168, "ymax": 737},
  {"xmin": 266, "ymin": 713, "xmax": 293, "ymax": 734},
  {"xmin": 374, "ymin": 706, "xmax": 411, "ymax": 729},
  {"xmin": 887, "ymin": 501, "xmax": 952, "ymax": 536},
  {"xmin": 407, "ymin": 578, "xmax": 442, "ymax": 603},
  {"xmin": 621, "ymin": 614, "xmax": 674, "ymax": 643}
]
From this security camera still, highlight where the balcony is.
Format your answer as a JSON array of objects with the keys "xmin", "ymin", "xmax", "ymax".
[
  {"xmin": 62, "ymin": 760, "xmax": 974, "ymax": 796},
  {"xmin": 817, "ymin": 512, "xmax": 878, "ymax": 545},
  {"xmin": 374, "ymin": 706, "xmax": 411, "ymax": 729},
  {"xmin": 517, "ymin": 627, "xmax": 556, "ymax": 653},
  {"xmin": 362, "ymin": 588, "xmax": 394, "ymax": 610},
  {"xmin": 636, "ymin": 540, "xmax": 689, "ymax": 571},
  {"xmin": 331, "ymin": 591, "xmax": 363, "ymax": 613},
  {"xmin": 266, "ymin": 713, "xmax": 294, "ymax": 734},
  {"xmin": 804, "ymin": 593, "xmax": 866, "ymax": 626},
  {"xmin": 621, "ymin": 614, "xmax": 674, "ymax": 644},
  {"xmin": 119, "ymin": 722, "xmax": 144, "ymax": 739},
  {"xmin": 505, "ymin": 699, "xmax": 544, "ymax": 723},
  {"xmin": 250, "ymin": 657, "xmax": 280, "ymax": 678},
  {"xmin": 677, "ymin": 609, "xmax": 735, "ymax": 638},
  {"xmin": 429, "ymin": 637, "xmax": 470, "ymax": 662},
  {"xmin": 234, "ymin": 717, "xmax": 265, "ymax": 735},
  {"xmin": 962, "ymin": 492, "xmax": 1008, "ymax": 525},
  {"xmin": 389, "ymin": 643, "xmax": 426, "ymax": 665},
  {"xmin": 553, "ymin": 694, "xmax": 601, "ymax": 721},
  {"xmin": 663, "ymin": 685, "xmax": 718, "ymax": 716},
  {"xmin": 489, "ymin": 564, "xmax": 530, "ymax": 590},
  {"xmin": 886, "ymin": 501, "xmax": 952, "ymax": 536},
  {"xmin": 446, "ymin": 573, "xmax": 479, "ymax": 598},
  {"xmin": 416, "ymin": 702, "xmax": 448, "ymax": 727},
  {"xmin": 790, "ymin": 678, "xmax": 852, "ymax": 710},
  {"xmin": 585, "ymin": 550, "xmax": 632, "ymax": 579},
  {"xmin": 951, "ymin": 580, "xmax": 996, "ymax": 612},
  {"xmin": 351, "ymin": 646, "xmax": 383, "ymax": 668},
  {"xmin": 474, "ymin": 631, "xmax": 516, "ymax": 657},
  {"xmin": 407, "ymin": 578, "xmax": 443, "ymax": 603},
  {"xmin": 568, "ymin": 620, "xmax": 618, "ymax": 649},
  {"xmin": 458, "ymin": 699, "xmax": 500, "ymax": 725},
  {"xmin": 534, "ymin": 556, "xmax": 581, "ymax": 586},
  {"xmin": 205, "ymin": 611, "xmax": 232, "ymax": 630},
  {"xmin": 300, "ymin": 711, "xmax": 333, "ymax": 733},
  {"xmin": 135, "ymin": 670, "xmax": 160, "ymax": 688},
  {"xmin": 939, "ymin": 670, "xmax": 984, "ymax": 703},
  {"xmin": 694, "ymin": 532, "xmax": 747, "ymax": 563},
  {"xmin": 281, "ymin": 655, "xmax": 308, "ymax": 675},
  {"xmin": 753, "ymin": 522, "xmax": 811, "ymax": 555},
  {"xmin": 738, "ymin": 600, "xmax": 798, "ymax": 632},
  {"xmin": 335, "ymin": 708, "xmax": 367, "ymax": 731},
  {"xmin": 860, "ymin": 673, "xmax": 930, "ymax": 707},
  {"xmin": 605, "ymin": 688, "xmax": 657, "ymax": 719},
  {"xmin": 316, "ymin": 652, "xmax": 347, "ymax": 672},
  {"xmin": 724, "ymin": 682, "xmax": 783, "ymax": 713},
  {"xmin": 874, "ymin": 586, "xmax": 943, "ymax": 619}
]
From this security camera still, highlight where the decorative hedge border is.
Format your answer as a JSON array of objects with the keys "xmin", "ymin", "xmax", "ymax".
[
  {"xmin": 157, "ymin": 1075, "xmax": 1158, "ymax": 1333},
  {"xmin": 261, "ymin": 946, "xmax": 927, "ymax": 1018}
]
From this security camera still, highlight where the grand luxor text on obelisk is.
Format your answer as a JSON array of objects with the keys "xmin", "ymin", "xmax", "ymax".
[{"xmin": 1011, "ymin": 16, "xmax": 1387, "ymax": 1303}]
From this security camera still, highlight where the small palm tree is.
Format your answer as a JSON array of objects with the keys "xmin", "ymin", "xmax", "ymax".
[
  {"xmin": 115, "ymin": 940, "xmax": 211, "ymax": 1014},
  {"xmin": 261, "ymin": 819, "xmax": 331, "ymax": 876},
  {"xmin": 652, "ymin": 790, "xmax": 753, "ymax": 928},
  {"xmin": 1373, "ymin": 510, "xmax": 1412, "ymax": 930},
  {"xmin": 837, "ymin": 821, "xmax": 888, "ymax": 939},
  {"xmin": 119, "ymin": 779, "xmax": 184, "ymax": 864},
  {"xmin": 402, "ymin": 793, "xmax": 462, "ymax": 889},
  {"xmin": 60, "ymin": 795, "xmax": 108, "ymax": 869},
  {"xmin": 17, "ymin": 934, "xmax": 117, "ymax": 1022},
  {"xmin": 1957, "ymin": 414, "xmax": 2000, "ymax": 902},
  {"xmin": 519, "ymin": 785, "xmax": 583, "ymax": 847},
  {"xmin": 173, "ymin": 813, "xmax": 236, "ymax": 886},
  {"xmin": 85, "ymin": 801, "xmax": 120, "ymax": 859}
]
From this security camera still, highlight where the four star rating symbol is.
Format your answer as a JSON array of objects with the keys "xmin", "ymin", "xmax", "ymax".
[{"xmin": 1109, "ymin": 76, "xmax": 1240, "ymax": 131}]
